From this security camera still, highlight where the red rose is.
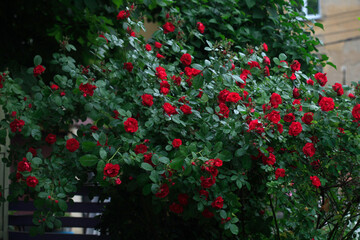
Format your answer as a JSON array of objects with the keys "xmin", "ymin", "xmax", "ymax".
[
  {"xmin": 117, "ymin": 10, "xmax": 130, "ymax": 20},
  {"xmin": 172, "ymin": 75, "xmax": 182, "ymax": 86},
  {"xmin": 226, "ymin": 92, "xmax": 241, "ymax": 103},
  {"xmin": 51, "ymin": 84, "xmax": 59, "ymax": 90},
  {"xmin": 302, "ymin": 112, "xmax": 314, "ymax": 125},
  {"xmin": 28, "ymin": 147, "xmax": 37, "ymax": 157},
  {"xmin": 266, "ymin": 110, "xmax": 281, "ymax": 123},
  {"xmin": 155, "ymin": 42, "xmax": 162, "ymax": 49},
  {"xmin": 291, "ymin": 60, "xmax": 301, "ymax": 72},
  {"xmin": 352, "ymin": 104, "xmax": 360, "ymax": 121},
  {"xmin": 141, "ymin": 94, "xmax": 153, "ymax": 107},
  {"xmin": 199, "ymin": 190, "xmax": 209, "ymax": 200},
  {"xmin": 123, "ymin": 62, "xmax": 133, "ymax": 72},
  {"xmin": 319, "ymin": 97, "xmax": 334, "ymax": 112},
  {"xmin": 288, "ymin": 122, "xmax": 302, "ymax": 136},
  {"xmin": 79, "ymin": 83, "xmax": 97, "ymax": 97},
  {"xmin": 156, "ymin": 53, "xmax": 165, "ymax": 59},
  {"xmin": 202, "ymin": 208, "xmax": 214, "ymax": 218},
  {"xmin": 155, "ymin": 183, "xmax": 169, "ymax": 198},
  {"xmin": 103, "ymin": 163, "xmax": 120, "ymax": 177},
  {"xmin": 45, "ymin": 133, "xmax": 57, "ymax": 144},
  {"xmin": 124, "ymin": 118, "xmax": 138, "ymax": 133},
  {"xmin": 160, "ymin": 87, "xmax": 169, "ymax": 95},
  {"xmin": 270, "ymin": 93, "xmax": 282, "ymax": 108},
  {"xmin": 314, "ymin": 72, "xmax": 327, "ymax": 86},
  {"xmin": 277, "ymin": 123, "xmax": 283, "ymax": 134},
  {"xmin": 248, "ymin": 61, "xmax": 260, "ymax": 69},
  {"xmin": 284, "ymin": 113, "xmax": 295, "ymax": 122},
  {"xmin": 66, "ymin": 138, "xmax": 79, "ymax": 152},
  {"xmin": 145, "ymin": 44, "xmax": 152, "ymax": 51},
  {"xmin": 218, "ymin": 89, "xmax": 230, "ymax": 103},
  {"xmin": 10, "ymin": 119, "xmax": 25, "ymax": 132},
  {"xmin": 310, "ymin": 176, "xmax": 321, "ymax": 188},
  {"xmin": 180, "ymin": 105, "xmax": 192, "ymax": 114},
  {"xmin": 264, "ymin": 66, "xmax": 270, "ymax": 77},
  {"xmin": 143, "ymin": 153, "xmax": 154, "ymax": 166},
  {"xmin": 90, "ymin": 125, "xmax": 98, "ymax": 132},
  {"xmin": 263, "ymin": 43, "xmax": 268, "ymax": 52},
  {"xmin": 349, "ymin": 93, "xmax": 355, "ymax": 99},
  {"xmin": 163, "ymin": 22, "xmax": 175, "ymax": 34},
  {"xmin": 178, "ymin": 193, "xmax": 189, "ymax": 205},
  {"xmin": 18, "ymin": 159, "xmax": 32, "ymax": 172},
  {"xmin": 172, "ymin": 139, "xmax": 182, "ymax": 148},
  {"xmin": 169, "ymin": 202, "xmax": 183, "ymax": 214},
  {"xmin": 262, "ymin": 153, "xmax": 276, "ymax": 166},
  {"xmin": 307, "ymin": 79, "xmax": 314, "ymax": 85},
  {"xmin": 275, "ymin": 168, "xmax": 285, "ymax": 180},
  {"xmin": 33, "ymin": 65, "xmax": 45, "ymax": 77},
  {"xmin": 332, "ymin": 83, "xmax": 344, "ymax": 96},
  {"xmin": 303, "ymin": 142, "xmax": 315, "ymax": 157},
  {"xmin": 163, "ymin": 103, "xmax": 178, "ymax": 116},
  {"xmin": 156, "ymin": 66, "xmax": 167, "ymax": 80},
  {"xmin": 292, "ymin": 99, "xmax": 302, "ymax": 111},
  {"xmin": 261, "ymin": 56, "xmax": 270, "ymax": 66},
  {"xmin": 240, "ymin": 69, "xmax": 251, "ymax": 80},
  {"xmin": 134, "ymin": 144, "xmax": 148, "ymax": 154},
  {"xmin": 200, "ymin": 176, "xmax": 216, "ymax": 188},
  {"xmin": 211, "ymin": 196, "xmax": 224, "ymax": 209},
  {"xmin": 180, "ymin": 53, "xmax": 192, "ymax": 66},
  {"xmin": 26, "ymin": 176, "xmax": 39, "ymax": 188},
  {"xmin": 293, "ymin": 88, "xmax": 300, "ymax": 98},
  {"xmin": 248, "ymin": 119, "xmax": 264, "ymax": 134},
  {"xmin": 216, "ymin": 103, "xmax": 229, "ymax": 119},
  {"xmin": 197, "ymin": 22, "xmax": 205, "ymax": 34}
]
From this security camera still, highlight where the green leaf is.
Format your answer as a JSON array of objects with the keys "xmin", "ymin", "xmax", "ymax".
[
  {"xmin": 158, "ymin": 156, "xmax": 170, "ymax": 164},
  {"xmin": 38, "ymin": 192, "xmax": 49, "ymax": 198},
  {"xmin": 213, "ymin": 142, "xmax": 223, "ymax": 153},
  {"xmin": 170, "ymin": 157, "xmax": 184, "ymax": 170},
  {"xmin": 193, "ymin": 76, "xmax": 204, "ymax": 89},
  {"xmin": 31, "ymin": 157, "xmax": 42, "ymax": 165},
  {"xmin": 79, "ymin": 154, "xmax": 98, "ymax": 167},
  {"xmin": 141, "ymin": 162, "xmax": 154, "ymax": 171},
  {"xmin": 112, "ymin": 0, "xmax": 123, "ymax": 8},
  {"xmin": 31, "ymin": 129, "xmax": 41, "ymax": 141},
  {"xmin": 230, "ymin": 224, "xmax": 239, "ymax": 235},
  {"xmin": 57, "ymin": 199, "xmax": 67, "ymax": 211},
  {"xmin": 172, "ymin": 43, "xmax": 180, "ymax": 52},
  {"xmin": 245, "ymin": 0, "xmax": 256, "ymax": 8},
  {"xmin": 99, "ymin": 132, "xmax": 107, "ymax": 146},
  {"xmin": 279, "ymin": 53, "xmax": 287, "ymax": 61},
  {"xmin": 34, "ymin": 55, "xmax": 42, "ymax": 66},
  {"xmin": 0, "ymin": 129, "xmax": 7, "ymax": 145},
  {"xmin": 99, "ymin": 148, "xmax": 107, "ymax": 160},
  {"xmin": 220, "ymin": 210, "xmax": 227, "ymax": 219},
  {"xmin": 191, "ymin": 64, "xmax": 203, "ymax": 71},
  {"xmin": 82, "ymin": 141, "xmax": 97, "ymax": 152}
]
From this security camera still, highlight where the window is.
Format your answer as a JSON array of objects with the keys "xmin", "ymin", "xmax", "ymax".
[{"xmin": 295, "ymin": 0, "xmax": 321, "ymax": 20}]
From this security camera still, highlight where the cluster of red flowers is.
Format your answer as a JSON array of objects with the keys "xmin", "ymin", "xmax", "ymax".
[{"xmin": 79, "ymin": 83, "xmax": 97, "ymax": 97}]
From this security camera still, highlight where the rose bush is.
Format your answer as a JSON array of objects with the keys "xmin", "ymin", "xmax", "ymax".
[{"xmin": 0, "ymin": 4, "xmax": 360, "ymax": 240}]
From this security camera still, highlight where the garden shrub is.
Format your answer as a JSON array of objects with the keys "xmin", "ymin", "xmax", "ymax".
[{"xmin": 1, "ymin": 3, "xmax": 360, "ymax": 240}]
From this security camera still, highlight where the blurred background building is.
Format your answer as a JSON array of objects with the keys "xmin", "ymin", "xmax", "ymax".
[{"xmin": 307, "ymin": 0, "xmax": 360, "ymax": 85}]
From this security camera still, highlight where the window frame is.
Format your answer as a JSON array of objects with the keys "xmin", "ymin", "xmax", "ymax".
[{"xmin": 301, "ymin": 0, "xmax": 321, "ymax": 20}]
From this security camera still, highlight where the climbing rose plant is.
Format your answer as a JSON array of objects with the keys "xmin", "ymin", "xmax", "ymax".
[{"xmin": 1, "ymin": 6, "xmax": 360, "ymax": 240}]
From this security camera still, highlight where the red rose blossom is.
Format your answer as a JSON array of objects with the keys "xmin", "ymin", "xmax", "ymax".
[
  {"xmin": 169, "ymin": 202, "xmax": 183, "ymax": 214},
  {"xmin": 275, "ymin": 168, "xmax": 285, "ymax": 180},
  {"xmin": 263, "ymin": 43, "xmax": 268, "ymax": 52},
  {"xmin": 288, "ymin": 122, "xmax": 302, "ymax": 136},
  {"xmin": 291, "ymin": 60, "xmax": 301, "ymax": 72},
  {"xmin": 79, "ymin": 83, "xmax": 97, "ymax": 97},
  {"xmin": 216, "ymin": 103, "xmax": 229, "ymax": 119},
  {"xmin": 302, "ymin": 112, "xmax": 314, "ymax": 125},
  {"xmin": 117, "ymin": 10, "xmax": 130, "ymax": 20},
  {"xmin": 293, "ymin": 88, "xmax": 300, "ymax": 98},
  {"xmin": 163, "ymin": 22, "xmax": 175, "ymax": 34},
  {"xmin": 26, "ymin": 176, "xmax": 39, "ymax": 188},
  {"xmin": 18, "ymin": 159, "xmax": 32, "ymax": 172},
  {"xmin": 211, "ymin": 196, "xmax": 224, "ymax": 209},
  {"xmin": 180, "ymin": 105, "xmax": 192, "ymax": 114},
  {"xmin": 51, "ymin": 84, "xmax": 59, "ymax": 90},
  {"xmin": 28, "ymin": 147, "xmax": 37, "ymax": 157},
  {"xmin": 155, "ymin": 42, "xmax": 162, "ymax": 49},
  {"xmin": 145, "ymin": 44, "xmax": 152, "ymax": 51},
  {"xmin": 103, "ymin": 163, "xmax": 120, "ymax": 177},
  {"xmin": 10, "ymin": 119, "xmax": 25, "ymax": 132},
  {"xmin": 202, "ymin": 208, "xmax": 214, "ymax": 218},
  {"xmin": 307, "ymin": 79, "xmax": 314, "ymax": 85},
  {"xmin": 141, "ymin": 94, "xmax": 153, "ymax": 107},
  {"xmin": 178, "ymin": 193, "xmax": 189, "ymax": 205},
  {"xmin": 200, "ymin": 176, "xmax": 216, "ymax": 188},
  {"xmin": 123, "ymin": 62, "xmax": 133, "ymax": 72},
  {"xmin": 332, "ymin": 83, "xmax": 344, "ymax": 96},
  {"xmin": 180, "ymin": 53, "xmax": 192, "ymax": 66},
  {"xmin": 134, "ymin": 144, "xmax": 148, "ymax": 154},
  {"xmin": 314, "ymin": 72, "xmax": 327, "ymax": 86},
  {"xmin": 284, "ymin": 113, "xmax": 295, "ymax": 122},
  {"xmin": 352, "ymin": 104, "xmax": 360, "ymax": 121},
  {"xmin": 319, "ymin": 97, "xmax": 334, "ymax": 112},
  {"xmin": 348, "ymin": 93, "xmax": 355, "ymax": 99},
  {"xmin": 45, "ymin": 134, "xmax": 57, "ymax": 144},
  {"xmin": 270, "ymin": 93, "xmax": 282, "ymax": 108},
  {"xmin": 66, "ymin": 138, "xmax": 79, "ymax": 152},
  {"xmin": 310, "ymin": 176, "xmax": 321, "ymax": 188},
  {"xmin": 156, "ymin": 53, "xmax": 165, "ymax": 59},
  {"xmin": 226, "ymin": 92, "xmax": 241, "ymax": 103},
  {"xmin": 33, "ymin": 65, "xmax": 45, "ymax": 77},
  {"xmin": 156, "ymin": 66, "xmax": 167, "ymax": 80},
  {"xmin": 197, "ymin": 22, "xmax": 205, "ymax": 34},
  {"xmin": 248, "ymin": 61, "xmax": 260, "ymax": 69},
  {"xmin": 303, "ymin": 142, "xmax": 315, "ymax": 157},
  {"xmin": 266, "ymin": 110, "xmax": 281, "ymax": 123},
  {"xmin": 172, "ymin": 139, "xmax": 182, "ymax": 148},
  {"xmin": 124, "ymin": 118, "xmax": 138, "ymax": 133},
  {"xmin": 155, "ymin": 183, "xmax": 169, "ymax": 198},
  {"xmin": 163, "ymin": 103, "xmax": 178, "ymax": 116}
]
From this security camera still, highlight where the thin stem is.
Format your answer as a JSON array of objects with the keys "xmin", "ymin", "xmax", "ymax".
[{"xmin": 269, "ymin": 195, "xmax": 280, "ymax": 240}]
